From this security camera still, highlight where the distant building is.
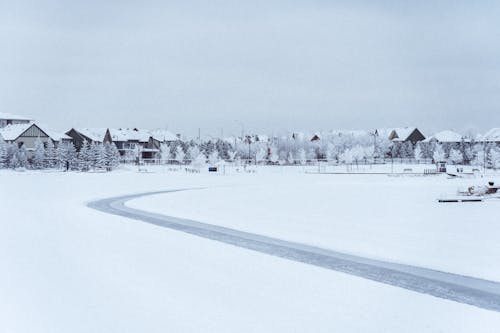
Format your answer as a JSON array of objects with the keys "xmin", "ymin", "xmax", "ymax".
[
  {"xmin": 481, "ymin": 128, "xmax": 500, "ymax": 145},
  {"xmin": 422, "ymin": 130, "xmax": 469, "ymax": 145},
  {"xmin": 387, "ymin": 127, "xmax": 426, "ymax": 144},
  {"xmin": 0, "ymin": 112, "xmax": 33, "ymax": 128},
  {"xmin": 310, "ymin": 134, "xmax": 321, "ymax": 142},
  {"xmin": 65, "ymin": 128, "xmax": 108, "ymax": 151},
  {"xmin": 0, "ymin": 122, "xmax": 72, "ymax": 151},
  {"xmin": 66, "ymin": 127, "xmax": 179, "ymax": 159}
]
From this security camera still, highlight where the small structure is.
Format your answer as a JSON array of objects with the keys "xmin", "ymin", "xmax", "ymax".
[{"xmin": 436, "ymin": 161, "xmax": 447, "ymax": 173}]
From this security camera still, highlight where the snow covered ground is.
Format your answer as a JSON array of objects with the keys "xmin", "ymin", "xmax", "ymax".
[
  {"xmin": 129, "ymin": 166, "xmax": 500, "ymax": 281},
  {"xmin": 2, "ymin": 166, "xmax": 500, "ymax": 332}
]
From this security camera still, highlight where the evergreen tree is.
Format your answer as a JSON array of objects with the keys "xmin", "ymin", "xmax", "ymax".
[
  {"xmin": 191, "ymin": 152, "xmax": 206, "ymax": 168},
  {"xmin": 433, "ymin": 144, "xmax": 445, "ymax": 162},
  {"xmin": 16, "ymin": 146, "xmax": 29, "ymax": 169},
  {"xmin": 490, "ymin": 147, "xmax": 500, "ymax": 170},
  {"xmin": 102, "ymin": 142, "xmax": 120, "ymax": 171},
  {"xmin": 208, "ymin": 151, "xmax": 219, "ymax": 165},
  {"xmin": 9, "ymin": 147, "xmax": 20, "ymax": 169},
  {"xmin": 297, "ymin": 148, "xmax": 306, "ymax": 165},
  {"xmin": 44, "ymin": 140, "xmax": 57, "ymax": 168},
  {"xmin": 414, "ymin": 143, "xmax": 423, "ymax": 161},
  {"xmin": 448, "ymin": 148, "xmax": 463, "ymax": 165},
  {"xmin": 175, "ymin": 145, "xmax": 185, "ymax": 164},
  {"xmin": 33, "ymin": 138, "xmax": 46, "ymax": 169},
  {"xmin": 160, "ymin": 143, "xmax": 171, "ymax": 163},
  {"xmin": 90, "ymin": 142, "xmax": 105, "ymax": 170},
  {"xmin": 0, "ymin": 139, "xmax": 7, "ymax": 168},
  {"xmin": 110, "ymin": 143, "xmax": 120, "ymax": 169},
  {"xmin": 67, "ymin": 143, "xmax": 78, "ymax": 170},
  {"xmin": 401, "ymin": 141, "xmax": 414, "ymax": 159},
  {"xmin": 78, "ymin": 140, "xmax": 92, "ymax": 171},
  {"xmin": 56, "ymin": 142, "xmax": 78, "ymax": 171}
]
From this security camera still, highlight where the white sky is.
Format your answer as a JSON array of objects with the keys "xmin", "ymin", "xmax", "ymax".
[{"xmin": 1, "ymin": 0, "xmax": 499, "ymax": 137}]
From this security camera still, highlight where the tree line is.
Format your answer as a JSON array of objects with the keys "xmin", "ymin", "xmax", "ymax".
[{"xmin": 0, "ymin": 138, "xmax": 120, "ymax": 171}]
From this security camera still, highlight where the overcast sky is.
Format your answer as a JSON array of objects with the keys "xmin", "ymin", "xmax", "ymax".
[{"xmin": 1, "ymin": 0, "xmax": 500, "ymax": 137}]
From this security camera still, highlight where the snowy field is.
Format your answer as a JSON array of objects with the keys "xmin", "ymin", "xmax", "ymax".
[{"xmin": 2, "ymin": 166, "xmax": 500, "ymax": 332}]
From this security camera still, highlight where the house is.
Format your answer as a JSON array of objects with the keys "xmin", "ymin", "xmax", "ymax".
[
  {"xmin": 65, "ymin": 128, "xmax": 108, "ymax": 151},
  {"xmin": 481, "ymin": 128, "xmax": 500, "ymax": 145},
  {"xmin": 387, "ymin": 127, "xmax": 426, "ymax": 144},
  {"xmin": 0, "ymin": 112, "xmax": 33, "ymax": 128},
  {"xmin": 0, "ymin": 122, "xmax": 72, "ymax": 152},
  {"xmin": 108, "ymin": 128, "xmax": 156, "ymax": 159},
  {"xmin": 422, "ymin": 130, "xmax": 469, "ymax": 145},
  {"xmin": 310, "ymin": 134, "xmax": 321, "ymax": 142}
]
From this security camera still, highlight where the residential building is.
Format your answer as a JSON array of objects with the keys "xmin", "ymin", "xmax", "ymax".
[
  {"xmin": 0, "ymin": 122, "xmax": 72, "ymax": 151},
  {"xmin": 0, "ymin": 112, "xmax": 33, "ymax": 128}
]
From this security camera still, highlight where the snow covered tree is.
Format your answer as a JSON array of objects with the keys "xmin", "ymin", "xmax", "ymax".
[
  {"xmin": 400, "ymin": 141, "xmax": 414, "ymax": 159},
  {"xmin": 32, "ymin": 138, "xmax": 46, "ymax": 169},
  {"xmin": 208, "ymin": 151, "xmax": 219, "ymax": 165},
  {"xmin": 255, "ymin": 148, "xmax": 266, "ymax": 164},
  {"xmin": 296, "ymin": 148, "xmax": 306, "ymax": 165},
  {"xmin": 0, "ymin": 139, "xmax": 7, "ymax": 168},
  {"xmin": 160, "ymin": 143, "xmax": 171, "ymax": 163},
  {"xmin": 175, "ymin": 145, "xmax": 185, "ymax": 164},
  {"xmin": 433, "ymin": 144, "xmax": 445, "ymax": 162},
  {"xmin": 9, "ymin": 147, "xmax": 20, "ymax": 169},
  {"xmin": 269, "ymin": 146, "xmax": 279, "ymax": 164},
  {"xmin": 459, "ymin": 139, "xmax": 473, "ymax": 165},
  {"xmin": 57, "ymin": 142, "xmax": 78, "ymax": 171},
  {"xmin": 340, "ymin": 148, "xmax": 354, "ymax": 165},
  {"xmin": 44, "ymin": 140, "xmax": 57, "ymax": 169},
  {"xmin": 110, "ymin": 143, "xmax": 120, "ymax": 169},
  {"xmin": 490, "ymin": 147, "xmax": 500, "ymax": 169},
  {"xmin": 414, "ymin": 143, "xmax": 423, "ymax": 161},
  {"xmin": 448, "ymin": 148, "xmax": 463, "ymax": 165},
  {"xmin": 190, "ymin": 152, "xmax": 205, "ymax": 168},
  {"xmin": 390, "ymin": 143, "xmax": 400, "ymax": 158},
  {"xmin": 14, "ymin": 146, "xmax": 28, "ymax": 169},
  {"xmin": 473, "ymin": 148, "xmax": 485, "ymax": 168},
  {"xmin": 227, "ymin": 150, "xmax": 237, "ymax": 162},
  {"xmin": 103, "ymin": 142, "xmax": 120, "ymax": 171},
  {"xmin": 89, "ymin": 142, "xmax": 105, "ymax": 170},
  {"xmin": 485, "ymin": 143, "xmax": 495, "ymax": 169},
  {"xmin": 78, "ymin": 140, "xmax": 92, "ymax": 171}
]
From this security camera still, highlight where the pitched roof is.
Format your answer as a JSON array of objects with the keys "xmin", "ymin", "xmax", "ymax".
[
  {"xmin": 0, "ymin": 112, "xmax": 33, "ymax": 121},
  {"xmin": 423, "ymin": 130, "xmax": 467, "ymax": 143},
  {"xmin": 0, "ymin": 123, "xmax": 33, "ymax": 140},
  {"xmin": 73, "ymin": 128, "xmax": 107, "ymax": 142},
  {"xmin": 0, "ymin": 122, "xmax": 68, "ymax": 142},
  {"xmin": 150, "ymin": 129, "xmax": 179, "ymax": 142},
  {"xmin": 391, "ymin": 127, "xmax": 418, "ymax": 141},
  {"xmin": 482, "ymin": 128, "xmax": 500, "ymax": 142},
  {"xmin": 109, "ymin": 128, "xmax": 150, "ymax": 142},
  {"xmin": 45, "ymin": 130, "xmax": 72, "ymax": 141}
]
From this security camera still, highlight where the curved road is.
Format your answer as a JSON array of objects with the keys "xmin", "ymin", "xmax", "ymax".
[{"xmin": 88, "ymin": 188, "xmax": 500, "ymax": 312}]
